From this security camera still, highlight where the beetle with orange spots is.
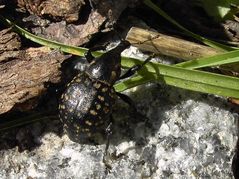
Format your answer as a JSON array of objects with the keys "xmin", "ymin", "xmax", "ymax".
[{"xmin": 59, "ymin": 40, "xmax": 152, "ymax": 144}]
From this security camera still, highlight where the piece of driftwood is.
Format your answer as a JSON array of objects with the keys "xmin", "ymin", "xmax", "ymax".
[
  {"xmin": 126, "ymin": 27, "xmax": 223, "ymax": 60},
  {"xmin": 0, "ymin": 29, "xmax": 70, "ymax": 114}
]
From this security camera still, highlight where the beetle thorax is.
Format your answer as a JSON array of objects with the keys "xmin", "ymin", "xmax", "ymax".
[
  {"xmin": 86, "ymin": 53, "xmax": 121, "ymax": 85},
  {"xmin": 86, "ymin": 41, "xmax": 130, "ymax": 85}
]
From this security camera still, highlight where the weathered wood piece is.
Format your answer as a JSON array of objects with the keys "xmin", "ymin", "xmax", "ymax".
[
  {"xmin": 126, "ymin": 27, "xmax": 223, "ymax": 60},
  {"xmin": 0, "ymin": 28, "xmax": 69, "ymax": 114}
]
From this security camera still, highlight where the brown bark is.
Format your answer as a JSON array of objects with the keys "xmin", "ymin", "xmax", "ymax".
[
  {"xmin": 0, "ymin": 28, "xmax": 70, "ymax": 114},
  {"xmin": 18, "ymin": 0, "xmax": 131, "ymax": 46}
]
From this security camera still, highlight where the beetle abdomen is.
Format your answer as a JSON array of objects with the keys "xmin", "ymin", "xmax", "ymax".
[{"xmin": 59, "ymin": 73, "xmax": 116, "ymax": 142}]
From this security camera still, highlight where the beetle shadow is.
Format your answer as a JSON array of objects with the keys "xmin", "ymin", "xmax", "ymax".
[
  {"xmin": 105, "ymin": 80, "xmax": 239, "ymax": 160},
  {"xmin": 105, "ymin": 84, "xmax": 167, "ymax": 156}
]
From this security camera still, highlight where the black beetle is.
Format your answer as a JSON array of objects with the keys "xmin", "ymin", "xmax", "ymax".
[{"xmin": 59, "ymin": 40, "xmax": 151, "ymax": 143}]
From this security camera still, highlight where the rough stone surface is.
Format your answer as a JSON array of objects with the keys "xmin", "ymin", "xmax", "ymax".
[{"xmin": 0, "ymin": 46, "xmax": 238, "ymax": 178}]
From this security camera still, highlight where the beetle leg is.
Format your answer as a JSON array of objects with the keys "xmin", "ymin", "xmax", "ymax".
[
  {"xmin": 104, "ymin": 120, "xmax": 113, "ymax": 156},
  {"xmin": 119, "ymin": 56, "xmax": 153, "ymax": 80},
  {"xmin": 103, "ymin": 116, "xmax": 113, "ymax": 170},
  {"xmin": 116, "ymin": 92, "xmax": 150, "ymax": 123},
  {"xmin": 84, "ymin": 43, "xmax": 109, "ymax": 63},
  {"xmin": 84, "ymin": 49, "xmax": 95, "ymax": 63},
  {"xmin": 116, "ymin": 92, "xmax": 137, "ymax": 111}
]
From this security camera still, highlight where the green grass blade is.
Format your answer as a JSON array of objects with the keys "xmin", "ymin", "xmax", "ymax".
[
  {"xmin": 175, "ymin": 49, "xmax": 239, "ymax": 69},
  {"xmin": 1, "ymin": 17, "xmax": 89, "ymax": 56},
  {"xmin": 115, "ymin": 73, "xmax": 239, "ymax": 98},
  {"xmin": 117, "ymin": 58, "xmax": 239, "ymax": 98},
  {"xmin": 0, "ymin": 113, "xmax": 57, "ymax": 131},
  {"xmin": 143, "ymin": 0, "xmax": 237, "ymax": 51}
]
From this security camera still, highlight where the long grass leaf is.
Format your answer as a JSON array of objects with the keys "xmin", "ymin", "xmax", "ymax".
[
  {"xmin": 117, "ymin": 59, "xmax": 239, "ymax": 98},
  {"xmin": 0, "ymin": 113, "xmax": 57, "ymax": 131},
  {"xmin": 0, "ymin": 17, "xmax": 89, "ymax": 56},
  {"xmin": 175, "ymin": 49, "xmax": 239, "ymax": 69}
]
